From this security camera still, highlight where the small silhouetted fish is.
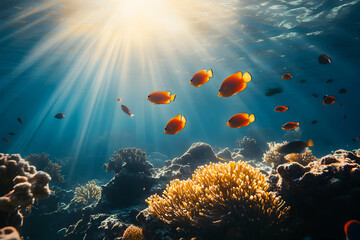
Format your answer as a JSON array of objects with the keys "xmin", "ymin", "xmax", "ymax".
[
  {"xmin": 312, "ymin": 93, "xmax": 319, "ymax": 98},
  {"xmin": 326, "ymin": 79, "xmax": 333, "ymax": 83},
  {"xmin": 265, "ymin": 87, "xmax": 283, "ymax": 96},
  {"xmin": 8, "ymin": 132, "xmax": 16, "ymax": 136},
  {"xmin": 339, "ymin": 104, "xmax": 343, "ymax": 107},
  {"xmin": 121, "ymin": 105, "xmax": 134, "ymax": 118},
  {"xmin": 344, "ymin": 115, "xmax": 347, "ymax": 119},
  {"xmin": 323, "ymin": 95, "xmax": 335, "ymax": 105},
  {"xmin": 311, "ymin": 120, "xmax": 318, "ymax": 124},
  {"xmin": 339, "ymin": 88, "xmax": 347, "ymax": 94},
  {"xmin": 55, "ymin": 113, "xmax": 65, "ymax": 119},
  {"xmin": 17, "ymin": 118, "xmax": 23, "ymax": 124},
  {"xmin": 353, "ymin": 138, "xmax": 357, "ymax": 142},
  {"xmin": 300, "ymin": 79, "xmax": 306, "ymax": 83},
  {"xmin": 277, "ymin": 139, "xmax": 314, "ymax": 154},
  {"xmin": 2, "ymin": 138, "xmax": 11, "ymax": 143},
  {"xmin": 319, "ymin": 54, "xmax": 331, "ymax": 64}
]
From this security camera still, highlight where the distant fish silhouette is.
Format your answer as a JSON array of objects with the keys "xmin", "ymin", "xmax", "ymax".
[
  {"xmin": 339, "ymin": 104, "xmax": 343, "ymax": 107},
  {"xmin": 312, "ymin": 93, "xmax": 319, "ymax": 98},
  {"xmin": 344, "ymin": 115, "xmax": 348, "ymax": 120},
  {"xmin": 17, "ymin": 118, "xmax": 23, "ymax": 124},
  {"xmin": 323, "ymin": 95, "xmax": 335, "ymax": 105},
  {"xmin": 311, "ymin": 120, "xmax": 318, "ymax": 124},
  {"xmin": 8, "ymin": 132, "xmax": 16, "ymax": 136},
  {"xmin": 121, "ymin": 105, "xmax": 134, "ymax": 118},
  {"xmin": 2, "ymin": 138, "xmax": 11, "ymax": 143},
  {"xmin": 282, "ymin": 73, "xmax": 292, "ymax": 80},
  {"xmin": 326, "ymin": 79, "xmax": 333, "ymax": 83},
  {"xmin": 265, "ymin": 87, "xmax": 283, "ymax": 96},
  {"xmin": 55, "ymin": 113, "xmax": 65, "ymax": 119},
  {"xmin": 319, "ymin": 54, "xmax": 331, "ymax": 64},
  {"xmin": 339, "ymin": 88, "xmax": 347, "ymax": 94},
  {"xmin": 300, "ymin": 79, "xmax": 306, "ymax": 83}
]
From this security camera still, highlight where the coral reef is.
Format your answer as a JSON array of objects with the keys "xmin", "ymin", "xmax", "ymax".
[
  {"xmin": 145, "ymin": 161, "xmax": 289, "ymax": 237},
  {"xmin": 147, "ymin": 152, "xmax": 168, "ymax": 168},
  {"xmin": 284, "ymin": 149, "xmax": 317, "ymax": 166},
  {"xmin": 0, "ymin": 153, "xmax": 51, "ymax": 228},
  {"xmin": 275, "ymin": 149, "xmax": 360, "ymax": 239},
  {"xmin": 236, "ymin": 136, "xmax": 263, "ymax": 160},
  {"xmin": 0, "ymin": 226, "xmax": 21, "ymax": 240},
  {"xmin": 216, "ymin": 148, "xmax": 233, "ymax": 161},
  {"xmin": 103, "ymin": 148, "xmax": 153, "ymax": 175},
  {"xmin": 71, "ymin": 181, "xmax": 102, "ymax": 206},
  {"xmin": 26, "ymin": 153, "xmax": 64, "ymax": 183},
  {"xmin": 263, "ymin": 142, "xmax": 287, "ymax": 167},
  {"xmin": 118, "ymin": 225, "xmax": 143, "ymax": 240}
]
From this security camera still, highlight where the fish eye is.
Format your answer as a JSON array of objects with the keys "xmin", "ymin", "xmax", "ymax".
[
  {"xmin": 148, "ymin": 95, "xmax": 150, "ymax": 98},
  {"xmin": 190, "ymin": 79, "xmax": 193, "ymax": 82},
  {"xmin": 165, "ymin": 128, "xmax": 167, "ymax": 130}
]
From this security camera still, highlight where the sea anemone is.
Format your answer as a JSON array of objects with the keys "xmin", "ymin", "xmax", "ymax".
[
  {"xmin": 146, "ymin": 161, "xmax": 289, "ymax": 227},
  {"xmin": 71, "ymin": 180, "xmax": 101, "ymax": 205}
]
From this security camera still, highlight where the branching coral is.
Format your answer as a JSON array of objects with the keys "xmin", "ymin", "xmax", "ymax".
[
  {"xmin": 146, "ymin": 161, "xmax": 289, "ymax": 227},
  {"xmin": 284, "ymin": 149, "xmax": 317, "ymax": 166},
  {"xmin": 0, "ymin": 153, "xmax": 51, "ymax": 227},
  {"xmin": 26, "ymin": 153, "xmax": 64, "ymax": 183},
  {"xmin": 103, "ymin": 148, "xmax": 153, "ymax": 174},
  {"xmin": 119, "ymin": 225, "xmax": 143, "ymax": 240},
  {"xmin": 263, "ymin": 142, "xmax": 287, "ymax": 167},
  {"xmin": 71, "ymin": 180, "xmax": 101, "ymax": 206}
]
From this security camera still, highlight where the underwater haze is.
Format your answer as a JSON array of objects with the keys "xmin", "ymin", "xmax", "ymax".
[{"xmin": 1, "ymin": 0, "xmax": 360, "ymax": 239}]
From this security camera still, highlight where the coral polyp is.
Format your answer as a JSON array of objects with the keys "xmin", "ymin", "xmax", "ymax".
[{"xmin": 146, "ymin": 161, "xmax": 289, "ymax": 227}]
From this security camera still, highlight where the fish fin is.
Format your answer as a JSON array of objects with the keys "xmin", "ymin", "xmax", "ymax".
[
  {"xmin": 298, "ymin": 148, "xmax": 306, "ymax": 153},
  {"xmin": 166, "ymin": 91, "xmax": 172, "ymax": 96},
  {"xmin": 296, "ymin": 122, "xmax": 300, "ymax": 126},
  {"xmin": 248, "ymin": 114, "xmax": 255, "ymax": 123},
  {"xmin": 306, "ymin": 139, "xmax": 314, "ymax": 147},
  {"xmin": 181, "ymin": 115, "xmax": 186, "ymax": 124},
  {"xmin": 226, "ymin": 122, "xmax": 230, "ymax": 127},
  {"xmin": 286, "ymin": 106, "xmax": 289, "ymax": 110},
  {"xmin": 218, "ymin": 91, "xmax": 223, "ymax": 97},
  {"xmin": 233, "ymin": 72, "xmax": 243, "ymax": 79},
  {"xmin": 216, "ymin": 157, "xmax": 229, "ymax": 163},
  {"xmin": 170, "ymin": 94, "xmax": 176, "ymax": 101},
  {"xmin": 243, "ymin": 72, "xmax": 252, "ymax": 82},
  {"xmin": 207, "ymin": 69, "xmax": 213, "ymax": 78},
  {"xmin": 174, "ymin": 114, "xmax": 181, "ymax": 121},
  {"xmin": 237, "ymin": 83, "xmax": 247, "ymax": 92},
  {"xmin": 131, "ymin": 114, "xmax": 135, "ymax": 118}
]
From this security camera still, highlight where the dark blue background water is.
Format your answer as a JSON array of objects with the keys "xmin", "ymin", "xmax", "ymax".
[{"xmin": 1, "ymin": 0, "xmax": 360, "ymax": 178}]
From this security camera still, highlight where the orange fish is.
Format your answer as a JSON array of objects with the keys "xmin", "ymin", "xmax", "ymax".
[
  {"xmin": 218, "ymin": 72, "xmax": 252, "ymax": 97},
  {"xmin": 117, "ymin": 98, "xmax": 121, "ymax": 102},
  {"xmin": 165, "ymin": 114, "xmax": 186, "ymax": 135},
  {"xmin": 121, "ymin": 105, "xmax": 134, "ymax": 118},
  {"xmin": 274, "ymin": 106, "xmax": 288, "ymax": 112},
  {"xmin": 147, "ymin": 91, "xmax": 176, "ymax": 104},
  {"xmin": 190, "ymin": 69, "xmax": 213, "ymax": 87},
  {"xmin": 227, "ymin": 113, "xmax": 255, "ymax": 128},
  {"xmin": 282, "ymin": 122, "xmax": 299, "ymax": 130},
  {"xmin": 344, "ymin": 220, "xmax": 360, "ymax": 240},
  {"xmin": 282, "ymin": 73, "xmax": 292, "ymax": 80},
  {"xmin": 323, "ymin": 95, "xmax": 335, "ymax": 105}
]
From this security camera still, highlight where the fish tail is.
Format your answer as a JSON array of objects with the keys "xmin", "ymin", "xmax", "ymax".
[
  {"xmin": 170, "ymin": 94, "xmax": 176, "ymax": 101},
  {"xmin": 131, "ymin": 114, "xmax": 135, "ymax": 118},
  {"xmin": 249, "ymin": 114, "xmax": 255, "ymax": 123},
  {"xmin": 306, "ymin": 139, "xmax": 314, "ymax": 147},
  {"xmin": 243, "ymin": 72, "xmax": 252, "ymax": 82},
  {"xmin": 216, "ymin": 157, "xmax": 229, "ymax": 162},
  {"xmin": 207, "ymin": 69, "xmax": 213, "ymax": 78}
]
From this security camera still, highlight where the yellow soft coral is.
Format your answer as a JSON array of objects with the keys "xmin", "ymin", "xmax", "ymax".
[
  {"xmin": 71, "ymin": 180, "xmax": 101, "ymax": 205},
  {"xmin": 120, "ymin": 225, "xmax": 143, "ymax": 240},
  {"xmin": 284, "ymin": 149, "xmax": 317, "ymax": 166},
  {"xmin": 146, "ymin": 161, "xmax": 289, "ymax": 226}
]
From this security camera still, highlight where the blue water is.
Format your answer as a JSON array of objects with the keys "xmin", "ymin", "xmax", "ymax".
[{"xmin": 0, "ymin": 0, "xmax": 360, "ymax": 173}]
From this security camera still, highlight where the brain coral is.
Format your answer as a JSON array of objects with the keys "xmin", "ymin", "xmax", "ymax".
[
  {"xmin": 104, "ymin": 148, "xmax": 153, "ymax": 174},
  {"xmin": 146, "ymin": 161, "xmax": 289, "ymax": 227},
  {"xmin": 0, "ymin": 153, "xmax": 51, "ymax": 227}
]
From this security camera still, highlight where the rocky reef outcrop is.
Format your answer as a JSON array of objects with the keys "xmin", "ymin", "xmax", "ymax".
[
  {"xmin": 0, "ymin": 153, "xmax": 51, "ymax": 229},
  {"xmin": 274, "ymin": 149, "xmax": 360, "ymax": 240}
]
